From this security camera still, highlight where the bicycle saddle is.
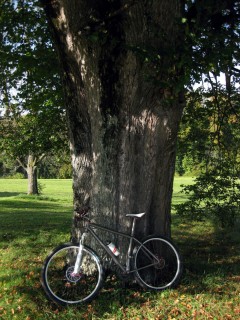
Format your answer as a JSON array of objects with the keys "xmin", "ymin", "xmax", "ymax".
[{"xmin": 126, "ymin": 212, "xmax": 146, "ymax": 219}]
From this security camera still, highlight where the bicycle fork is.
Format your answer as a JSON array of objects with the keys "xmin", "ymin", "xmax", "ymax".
[{"xmin": 72, "ymin": 232, "xmax": 86, "ymax": 275}]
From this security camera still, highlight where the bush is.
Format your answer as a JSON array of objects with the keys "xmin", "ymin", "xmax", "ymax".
[
  {"xmin": 175, "ymin": 165, "xmax": 240, "ymax": 228},
  {"xmin": 5, "ymin": 172, "xmax": 25, "ymax": 179}
]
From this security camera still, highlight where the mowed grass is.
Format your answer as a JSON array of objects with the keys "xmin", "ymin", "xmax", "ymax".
[{"xmin": 0, "ymin": 177, "xmax": 239, "ymax": 320}]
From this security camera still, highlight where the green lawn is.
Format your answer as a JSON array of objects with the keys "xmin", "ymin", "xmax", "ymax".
[{"xmin": 0, "ymin": 178, "xmax": 239, "ymax": 320}]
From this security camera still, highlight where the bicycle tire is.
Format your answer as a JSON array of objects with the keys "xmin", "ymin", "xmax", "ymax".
[
  {"xmin": 41, "ymin": 243, "xmax": 104, "ymax": 305},
  {"xmin": 134, "ymin": 236, "xmax": 182, "ymax": 290}
]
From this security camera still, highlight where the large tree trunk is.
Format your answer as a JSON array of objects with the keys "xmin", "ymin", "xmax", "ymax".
[{"xmin": 42, "ymin": 1, "xmax": 184, "ymax": 247}]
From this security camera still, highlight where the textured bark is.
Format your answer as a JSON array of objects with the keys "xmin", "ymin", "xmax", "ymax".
[
  {"xmin": 26, "ymin": 154, "xmax": 38, "ymax": 195},
  {"xmin": 41, "ymin": 0, "xmax": 184, "ymax": 248}
]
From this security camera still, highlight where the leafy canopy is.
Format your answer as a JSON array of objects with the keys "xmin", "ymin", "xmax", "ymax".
[{"xmin": 0, "ymin": 0, "xmax": 67, "ymax": 165}]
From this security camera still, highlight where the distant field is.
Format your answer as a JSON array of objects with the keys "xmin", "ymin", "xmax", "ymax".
[
  {"xmin": 0, "ymin": 176, "xmax": 192, "ymax": 203},
  {"xmin": 0, "ymin": 178, "xmax": 73, "ymax": 201},
  {"xmin": 172, "ymin": 176, "xmax": 195, "ymax": 206},
  {"xmin": 0, "ymin": 178, "xmax": 239, "ymax": 320}
]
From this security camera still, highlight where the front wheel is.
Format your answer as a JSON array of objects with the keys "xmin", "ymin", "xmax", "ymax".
[
  {"xmin": 134, "ymin": 236, "xmax": 182, "ymax": 290},
  {"xmin": 41, "ymin": 243, "xmax": 104, "ymax": 305}
]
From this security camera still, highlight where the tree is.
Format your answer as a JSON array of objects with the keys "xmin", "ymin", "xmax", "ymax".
[
  {"xmin": 175, "ymin": 80, "xmax": 240, "ymax": 228},
  {"xmin": 0, "ymin": 108, "xmax": 67, "ymax": 193},
  {"xmin": 168, "ymin": 0, "xmax": 240, "ymax": 228},
  {"xmin": 175, "ymin": 88, "xmax": 210, "ymax": 176},
  {"xmin": 174, "ymin": 0, "xmax": 240, "ymax": 228},
  {"xmin": 40, "ymin": 0, "xmax": 240, "ymax": 245},
  {"xmin": 40, "ymin": 0, "xmax": 185, "ymax": 246},
  {"xmin": 0, "ymin": 0, "xmax": 67, "ymax": 194},
  {"xmin": 38, "ymin": 152, "xmax": 72, "ymax": 179}
]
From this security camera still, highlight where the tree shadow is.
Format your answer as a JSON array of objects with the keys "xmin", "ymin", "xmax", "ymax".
[
  {"xmin": 0, "ymin": 198, "xmax": 72, "ymax": 243},
  {"xmin": 172, "ymin": 217, "xmax": 240, "ymax": 295},
  {"xmin": 0, "ymin": 192, "xmax": 21, "ymax": 197}
]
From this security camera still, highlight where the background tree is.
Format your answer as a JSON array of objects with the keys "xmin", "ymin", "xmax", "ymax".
[
  {"xmin": 0, "ymin": 0, "xmax": 68, "ymax": 194},
  {"xmin": 175, "ymin": 79, "xmax": 240, "ymax": 228},
  {"xmin": 175, "ymin": 0, "xmax": 240, "ymax": 228},
  {"xmin": 38, "ymin": 153, "xmax": 72, "ymax": 179},
  {"xmin": 175, "ymin": 88, "xmax": 210, "ymax": 176}
]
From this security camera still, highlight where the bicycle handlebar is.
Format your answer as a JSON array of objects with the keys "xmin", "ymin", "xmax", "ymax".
[{"xmin": 75, "ymin": 207, "xmax": 91, "ymax": 220}]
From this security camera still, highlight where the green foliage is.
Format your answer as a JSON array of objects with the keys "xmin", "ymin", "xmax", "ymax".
[
  {"xmin": 58, "ymin": 162, "xmax": 72, "ymax": 179},
  {"xmin": 176, "ymin": 168, "xmax": 240, "ymax": 228},
  {"xmin": 37, "ymin": 180, "xmax": 45, "ymax": 195},
  {"xmin": 182, "ymin": 0, "xmax": 240, "ymax": 86},
  {"xmin": 0, "ymin": 0, "xmax": 68, "ymax": 177},
  {"xmin": 5, "ymin": 172, "xmax": 25, "ymax": 179},
  {"xmin": 37, "ymin": 153, "xmax": 72, "ymax": 179},
  {"xmin": 176, "ymin": 81, "xmax": 240, "ymax": 228}
]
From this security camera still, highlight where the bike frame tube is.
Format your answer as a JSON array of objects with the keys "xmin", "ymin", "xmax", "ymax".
[
  {"xmin": 87, "ymin": 226, "xmax": 126, "ymax": 273},
  {"xmin": 84, "ymin": 220, "xmax": 160, "ymax": 274}
]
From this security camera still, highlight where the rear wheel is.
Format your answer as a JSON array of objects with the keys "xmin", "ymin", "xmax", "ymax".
[
  {"xmin": 134, "ymin": 236, "xmax": 182, "ymax": 290},
  {"xmin": 41, "ymin": 243, "xmax": 104, "ymax": 305}
]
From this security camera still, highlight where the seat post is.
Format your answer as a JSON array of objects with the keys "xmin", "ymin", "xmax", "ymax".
[
  {"xmin": 126, "ymin": 217, "xmax": 137, "ymax": 272},
  {"xmin": 131, "ymin": 217, "xmax": 137, "ymax": 237}
]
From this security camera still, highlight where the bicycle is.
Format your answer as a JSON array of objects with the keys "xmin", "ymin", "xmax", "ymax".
[{"xmin": 41, "ymin": 210, "xmax": 182, "ymax": 305}]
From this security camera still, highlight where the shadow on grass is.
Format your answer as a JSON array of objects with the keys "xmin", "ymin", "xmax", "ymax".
[
  {"xmin": 172, "ymin": 215, "xmax": 240, "ymax": 295},
  {"xmin": 0, "ymin": 198, "xmax": 72, "ymax": 243},
  {"xmin": 38, "ymin": 276, "xmax": 156, "ymax": 316},
  {"xmin": 0, "ymin": 192, "xmax": 22, "ymax": 197}
]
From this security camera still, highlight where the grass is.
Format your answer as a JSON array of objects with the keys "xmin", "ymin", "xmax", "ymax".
[{"xmin": 0, "ymin": 177, "xmax": 239, "ymax": 319}]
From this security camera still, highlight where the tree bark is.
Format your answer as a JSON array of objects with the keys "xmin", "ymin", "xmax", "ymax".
[
  {"xmin": 26, "ymin": 154, "xmax": 38, "ymax": 195},
  {"xmin": 17, "ymin": 154, "xmax": 39, "ymax": 195},
  {"xmin": 41, "ymin": 0, "xmax": 184, "ymax": 248}
]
